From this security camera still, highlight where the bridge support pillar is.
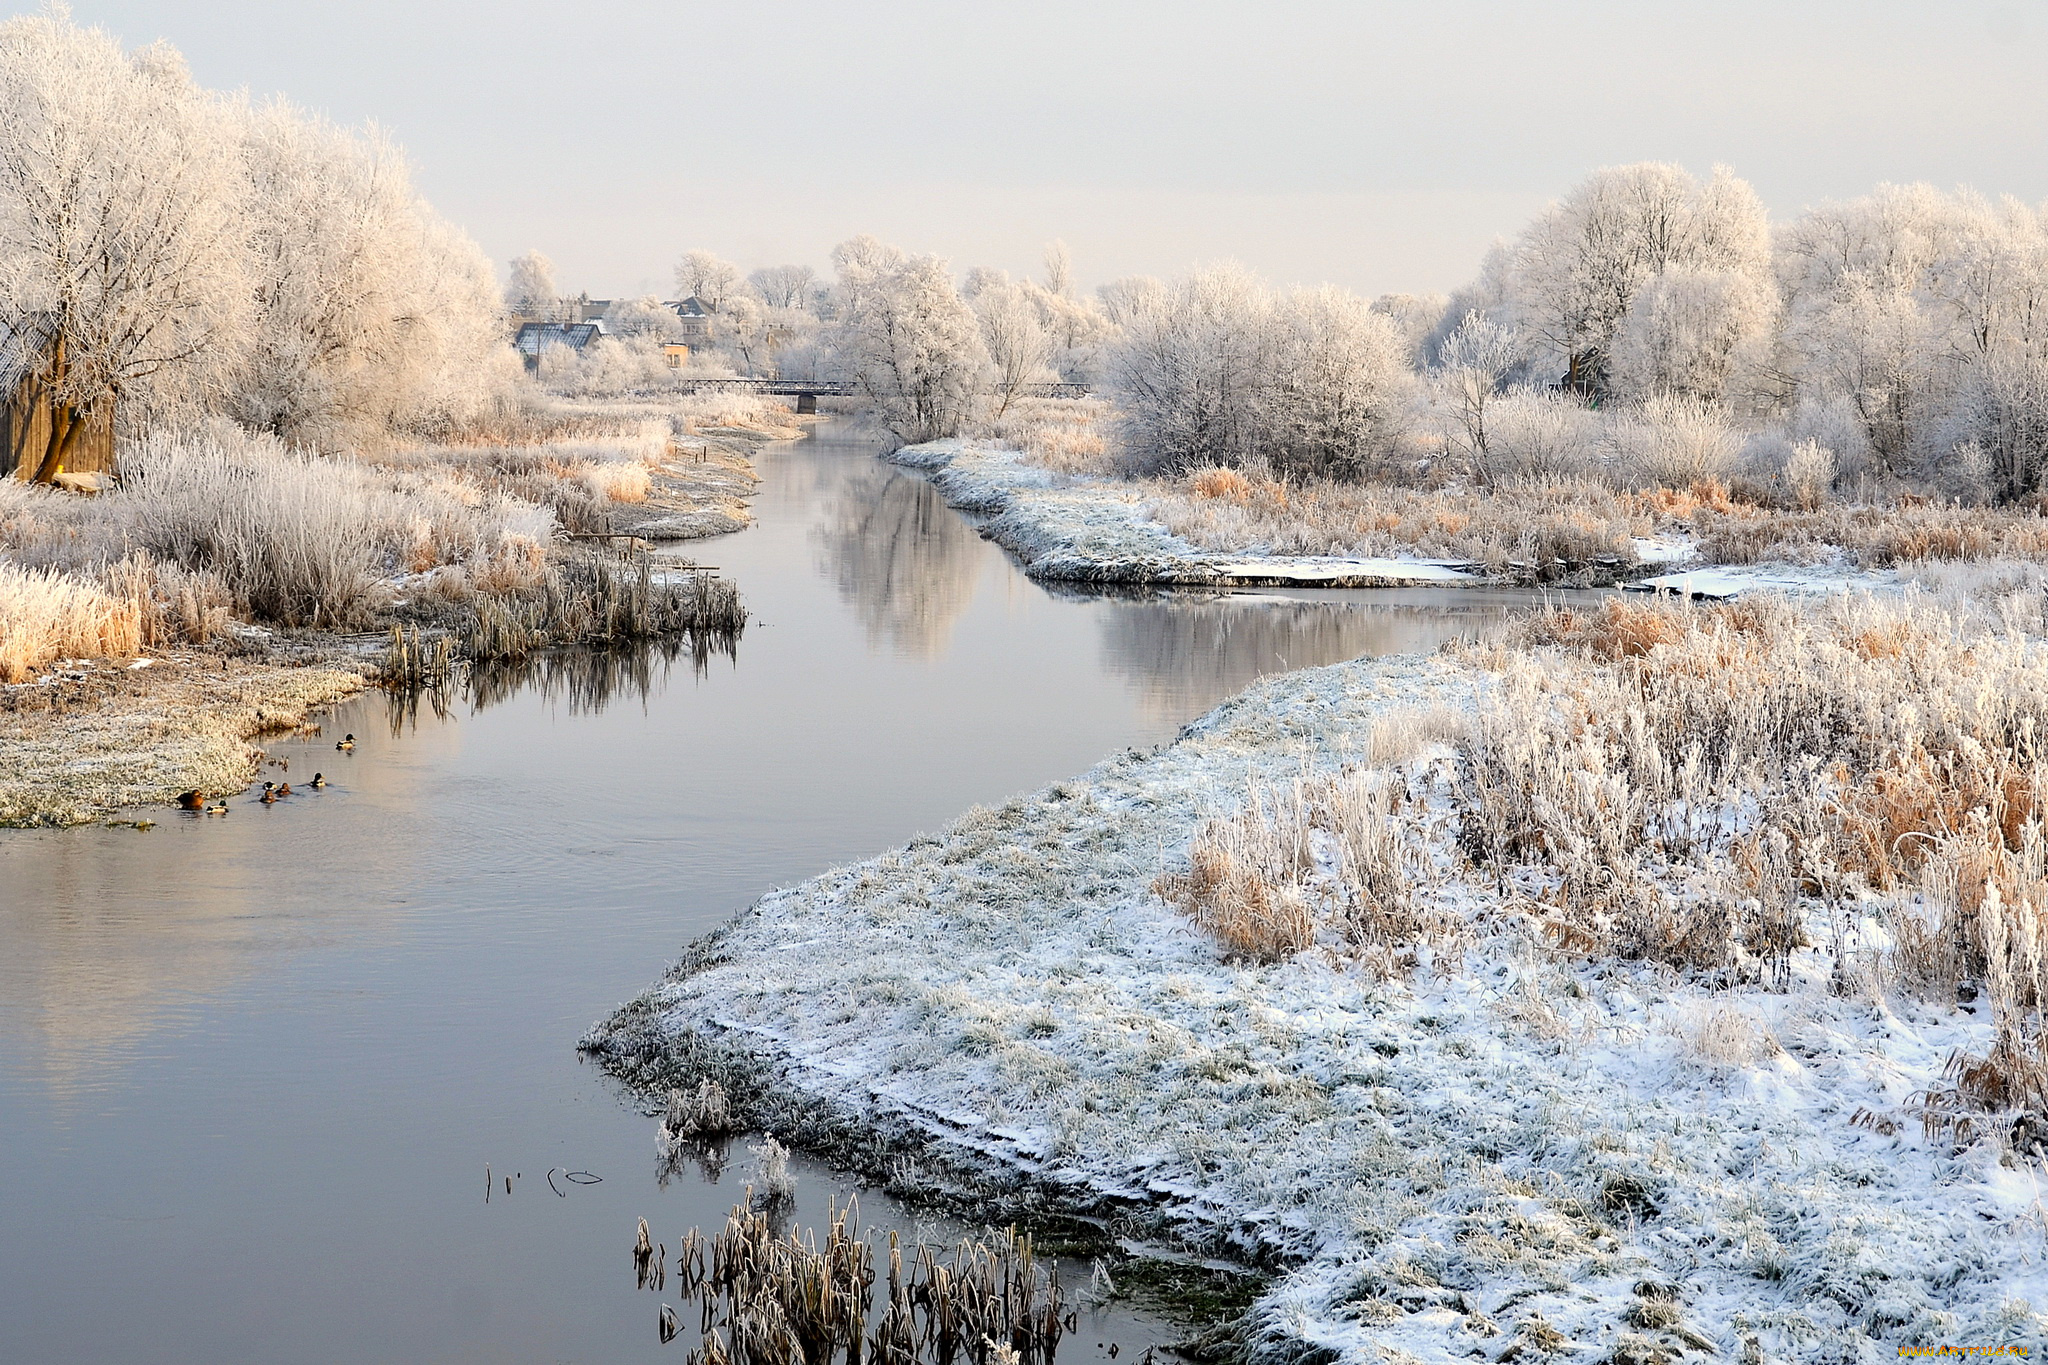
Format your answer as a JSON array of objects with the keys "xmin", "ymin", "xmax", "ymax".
[{"xmin": 795, "ymin": 391, "xmax": 817, "ymax": 415}]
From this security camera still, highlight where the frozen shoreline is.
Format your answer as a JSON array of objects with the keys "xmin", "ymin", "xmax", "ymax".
[
  {"xmin": 588, "ymin": 649, "xmax": 2044, "ymax": 1361},
  {"xmin": 884, "ymin": 440, "xmax": 1930, "ymax": 602},
  {"xmin": 886, "ymin": 441, "xmax": 1484, "ymax": 589}
]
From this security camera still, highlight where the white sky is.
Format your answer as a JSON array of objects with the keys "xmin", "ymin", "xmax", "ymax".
[{"xmin": 57, "ymin": 0, "xmax": 2048, "ymax": 299}]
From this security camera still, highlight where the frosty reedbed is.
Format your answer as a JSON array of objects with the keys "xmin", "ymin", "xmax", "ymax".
[{"xmin": 590, "ymin": 596, "xmax": 2048, "ymax": 1363}]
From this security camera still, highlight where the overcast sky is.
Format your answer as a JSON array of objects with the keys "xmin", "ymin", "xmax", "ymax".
[{"xmin": 56, "ymin": 0, "xmax": 2048, "ymax": 299}]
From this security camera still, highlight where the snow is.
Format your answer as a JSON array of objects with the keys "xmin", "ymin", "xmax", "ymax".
[
  {"xmin": 602, "ymin": 651, "xmax": 2048, "ymax": 1361},
  {"xmin": 887, "ymin": 441, "xmax": 1480, "ymax": 588},
  {"xmin": 1630, "ymin": 566, "xmax": 1901, "ymax": 600}
]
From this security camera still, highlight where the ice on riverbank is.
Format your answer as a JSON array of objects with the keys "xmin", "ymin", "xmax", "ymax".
[{"xmin": 592, "ymin": 649, "xmax": 2046, "ymax": 1362}]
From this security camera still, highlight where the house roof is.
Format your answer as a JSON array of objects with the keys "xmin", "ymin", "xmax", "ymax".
[
  {"xmin": 672, "ymin": 296, "xmax": 711, "ymax": 318},
  {"xmin": 513, "ymin": 321, "xmax": 606, "ymax": 355}
]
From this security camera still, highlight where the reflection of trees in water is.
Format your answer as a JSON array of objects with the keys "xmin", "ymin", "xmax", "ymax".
[
  {"xmin": 384, "ymin": 634, "xmax": 738, "ymax": 731},
  {"xmin": 813, "ymin": 463, "xmax": 983, "ymax": 659},
  {"xmin": 1095, "ymin": 592, "xmax": 1515, "ymax": 723}
]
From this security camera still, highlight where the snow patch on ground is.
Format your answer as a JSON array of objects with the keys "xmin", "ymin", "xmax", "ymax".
[
  {"xmin": 609, "ymin": 651, "xmax": 2048, "ymax": 1362},
  {"xmin": 1630, "ymin": 564, "xmax": 1904, "ymax": 600}
]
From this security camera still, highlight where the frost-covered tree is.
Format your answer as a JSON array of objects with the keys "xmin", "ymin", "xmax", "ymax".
[
  {"xmin": 0, "ymin": 13, "xmax": 245, "ymax": 481},
  {"xmin": 1263, "ymin": 286, "xmax": 1410, "ymax": 479},
  {"xmin": 720, "ymin": 293, "xmax": 776, "ymax": 376},
  {"xmin": 834, "ymin": 245, "xmax": 988, "ymax": 443},
  {"xmin": 1372, "ymin": 292, "xmax": 1450, "ymax": 368},
  {"xmin": 1502, "ymin": 163, "xmax": 1771, "ymax": 402},
  {"xmin": 1434, "ymin": 310, "xmax": 1525, "ymax": 484},
  {"xmin": 605, "ymin": 294, "xmax": 682, "ymax": 340},
  {"xmin": 746, "ymin": 263, "xmax": 815, "ymax": 311},
  {"xmin": 1096, "ymin": 275, "xmax": 1166, "ymax": 329},
  {"xmin": 1608, "ymin": 266, "xmax": 1777, "ymax": 407},
  {"xmin": 674, "ymin": 248, "xmax": 740, "ymax": 312},
  {"xmin": 229, "ymin": 100, "xmax": 506, "ymax": 446},
  {"xmin": 506, "ymin": 250, "xmax": 558, "ymax": 321},
  {"xmin": 1105, "ymin": 265, "xmax": 1408, "ymax": 478},
  {"xmin": 973, "ymin": 279, "xmax": 1054, "ymax": 415},
  {"xmin": 1043, "ymin": 239, "xmax": 1074, "ymax": 299},
  {"xmin": 1105, "ymin": 264, "xmax": 1270, "ymax": 473},
  {"xmin": 1776, "ymin": 184, "xmax": 2048, "ymax": 495}
]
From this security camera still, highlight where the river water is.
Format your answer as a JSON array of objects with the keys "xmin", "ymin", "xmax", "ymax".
[{"xmin": 0, "ymin": 424, "xmax": 1547, "ymax": 1364}]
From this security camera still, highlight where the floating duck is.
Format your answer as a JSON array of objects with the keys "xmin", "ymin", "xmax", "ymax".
[
  {"xmin": 336, "ymin": 734, "xmax": 355, "ymax": 751},
  {"xmin": 260, "ymin": 787, "xmax": 279, "ymax": 804},
  {"xmin": 275, "ymin": 782, "xmax": 293, "ymax": 797},
  {"xmin": 309, "ymin": 773, "xmax": 326, "ymax": 789},
  {"xmin": 205, "ymin": 802, "xmax": 229, "ymax": 815},
  {"xmin": 176, "ymin": 790, "xmax": 205, "ymax": 811}
]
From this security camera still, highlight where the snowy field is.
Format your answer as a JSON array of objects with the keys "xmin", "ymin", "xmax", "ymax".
[{"xmin": 592, "ymin": 649, "xmax": 2048, "ymax": 1363}]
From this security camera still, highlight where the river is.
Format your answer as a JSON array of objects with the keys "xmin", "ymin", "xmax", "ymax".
[{"xmin": 0, "ymin": 423, "xmax": 1551, "ymax": 1364}]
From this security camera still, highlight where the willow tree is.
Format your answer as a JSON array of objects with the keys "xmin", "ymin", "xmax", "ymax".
[{"xmin": 0, "ymin": 13, "xmax": 245, "ymax": 482}]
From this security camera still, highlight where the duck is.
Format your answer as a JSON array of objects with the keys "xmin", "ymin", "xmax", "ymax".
[
  {"xmin": 336, "ymin": 734, "xmax": 355, "ymax": 751},
  {"xmin": 275, "ymin": 782, "xmax": 292, "ymax": 797},
  {"xmin": 205, "ymin": 801, "xmax": 229, "ymax": 815},
  {"xmin": 309, "ymin": 773, "xmax": 326, "ymax": 789},
  {"xmin": 176, "ymin": 790, "xmax": 205, "ymax": 811},
  {"xmin": 260, "ymin": 786, "xmax": 279, "ymax": 804}
]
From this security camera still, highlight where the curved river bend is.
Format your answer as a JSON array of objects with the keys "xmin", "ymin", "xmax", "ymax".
[{"xmin": 0, "ymin": 424, "xmax": 1555, "ymax": 1364}]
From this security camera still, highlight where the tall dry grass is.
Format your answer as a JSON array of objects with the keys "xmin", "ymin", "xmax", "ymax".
[
  {"xmin": 0, "ymin": 562, "xmax": 144, "ymax": 681},
  {"xmin": 1155, "ymin": 767, "xmax": 1447, "ymax": 965},
  {"xmin": 980, "ymin": 397, "xmax": 1117, "ymax": 475}
]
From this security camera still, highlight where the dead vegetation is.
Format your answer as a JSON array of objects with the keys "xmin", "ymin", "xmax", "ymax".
[{"xmin": 640, "ymin": 1199, "xmax": 1067, "ymax": 1364}]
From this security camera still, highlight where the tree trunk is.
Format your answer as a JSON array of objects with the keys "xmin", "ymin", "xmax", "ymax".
[{"xmin": 29, "ymin": 402, "xmax": 84, "ymax": 484}]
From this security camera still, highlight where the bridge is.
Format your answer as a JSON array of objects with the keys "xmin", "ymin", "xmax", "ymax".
[{"xmin": 671, "ymin": 377, "xmax": 1091, "ymax": 413}]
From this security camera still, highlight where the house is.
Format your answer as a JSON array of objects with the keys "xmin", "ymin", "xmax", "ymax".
[
  {"xmin": 513, "ymin": 321, "xmax": 607, "ymax": 375},
  {"xmin": 661, "ymin": 343, "xmax": 691, "ymax": 370},
  {"xmin": 670, "ymin": 296, "xmax": 714, "ymax": 345},
  {"xmin": 0, "ymin": 331, "xmax": 113, "ymax": 480}
]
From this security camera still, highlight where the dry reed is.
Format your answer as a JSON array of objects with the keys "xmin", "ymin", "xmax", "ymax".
[{"xmin": 648, "ymin": 1200, "xmax": 1066, "ymax": 1365}]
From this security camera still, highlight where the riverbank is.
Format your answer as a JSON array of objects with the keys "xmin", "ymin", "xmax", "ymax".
[
  {"xmin": 887, "ymin": 441, "xmax": 1484, "ymax": 589},
  {"xmin": 589, "ymin": 592, "xmax": 2048, "ymax": 1361},
  {"xmin": 0, "ymin": 394, "xmax": 789, "ymax": 823},
  {"xmin": 0, "ymin": 648, "xmax": 368, "ymax": 826},
  {"xmin": 894, "ymin": 399, "xmax": 2048, "ymax": 597}
]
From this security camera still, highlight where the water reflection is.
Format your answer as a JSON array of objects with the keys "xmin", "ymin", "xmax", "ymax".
[
  {"xmin": 385, "ymin": 637, "xmax": 740, "ymax": 735},
  {"xmin": 813, "ymin": 460, "xmax": 982, "ymax": 659},
  {"xmin": 1090, "ymin": 586, "xmax": 1551, "ymax": 723}
]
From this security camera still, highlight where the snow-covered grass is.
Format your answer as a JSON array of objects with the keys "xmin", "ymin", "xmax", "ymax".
[{"xmin": 594, "ymin": 595, "xmax": 2048, "ymax": 1363}]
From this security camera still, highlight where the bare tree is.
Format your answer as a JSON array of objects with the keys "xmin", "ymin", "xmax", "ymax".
[
  {"xmin": 974, "ymin": 280, "xmax": 1054, "ymax": 415},
  {"xmin": 746, "ymin": 263, "xmax": 815, "ymax": 311},
  {"xmin": 674, "ymin": 248, "xmax": 741, "ymax": 312},
  {"xmin": 0, "ymin": 14, "xmax": 245, "ymax": 482}
]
